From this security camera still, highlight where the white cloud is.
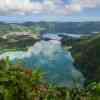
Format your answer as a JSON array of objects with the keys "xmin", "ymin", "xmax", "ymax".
[
  {"xmin": 72, "ymin": 0, "xmax": 100, "ymax": 9},
  {"xmin": 64, "ymin": 0, "xmax": 100, "ymax": 15},
  {"xmin": 0, "ymin": 0, "xmax": 68, "ymax": 15},
  {"xmin": 65, "ymin": 4, "xmax": 81, "ymax": 15},
  {"xmin": 0, "ymin": 0, "xmax": 44, "ymax": 15},
  {"xmin": 0, "ymin": 0, "xmax": 99, "ymax": 15}
]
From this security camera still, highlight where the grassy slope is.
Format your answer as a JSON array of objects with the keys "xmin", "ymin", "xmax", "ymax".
[{"xmin": 0, "ymin": 23, "xmax": 41, "ymax": 53}]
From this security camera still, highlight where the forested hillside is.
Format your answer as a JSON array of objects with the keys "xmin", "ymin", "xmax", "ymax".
[{"xmin": 73, "ymin": 34, "xmax": 100, "ymax": 83}]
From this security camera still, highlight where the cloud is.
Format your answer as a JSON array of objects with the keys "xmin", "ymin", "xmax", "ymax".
[
  {"xmin": 73, "ymin": 0, "xmax": 100, "ymax": 8},
  {"xmin": 0, "ymin": 0, "xmax": 99, "ymax": 16},
  {"xmin": 0, "ymin": 0, "xmax": 44, "ymax": 15},
  {"xmin": 0, "ymin": 0, "xmax": 67, "ymax": 15}
]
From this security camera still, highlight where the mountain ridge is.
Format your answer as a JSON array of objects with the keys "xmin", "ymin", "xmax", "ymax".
[{"xmin": 0, "ymin": 21, "xmax": 100, "ymax": 34}]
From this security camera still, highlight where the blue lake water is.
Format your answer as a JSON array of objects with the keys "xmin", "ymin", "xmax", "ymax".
[
  {"xmin": 43, "ymin": 33, "xmax": 84, "ymax": 39},
  {"xmin": 0, "ymin": 35, "xmax": 84, "ymax": 87}
]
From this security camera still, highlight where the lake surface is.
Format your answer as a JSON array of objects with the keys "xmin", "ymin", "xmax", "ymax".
[
  {"xmin": 42, "ymin": 33, "xmax": 84, "ymax": 39},
  {"xmin": 0, "ymin": 34, "xmax": 84, "ymax": 87}
]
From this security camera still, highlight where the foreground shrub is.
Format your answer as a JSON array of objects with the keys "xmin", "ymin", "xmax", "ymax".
[
  {"xmin": 0, "ymin": 58, "xmax": 34, "ymax": 100},
  {"xmin": 0, "ymin": 58, "xmax": 100, "ymax": 100}
]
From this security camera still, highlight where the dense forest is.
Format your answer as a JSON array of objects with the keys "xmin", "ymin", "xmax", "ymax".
[{"xmin": 72, "ymin": 34, "xmax": 100, "ymax": 83}]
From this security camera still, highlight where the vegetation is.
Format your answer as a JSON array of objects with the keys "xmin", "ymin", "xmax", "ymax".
[
  {"xmin": 72, "ymin": 34, "xmax": 100, "ymax": 83},
  {"xmin": 0, "ymin": 22, "xmax": 100, "ymax": 99},
  {"xmin": 0, "ymin": 23, "xmax": 41, "ymax": 53},
  {"xmin": 0, "ymin": 58, "xmax": 99, "ymax": 100},
  {"xmin": 0, "ymin": 21, "xmax": 100, "ymax": 34}
]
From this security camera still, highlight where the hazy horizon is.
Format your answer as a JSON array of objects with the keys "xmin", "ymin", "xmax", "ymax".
[{"xmin": 0, "ymin": 16, "xmax": 100, "ymax": 23}]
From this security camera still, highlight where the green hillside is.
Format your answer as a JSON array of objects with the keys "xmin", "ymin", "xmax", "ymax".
[{"xmin": 73, "ymin": 34, "xmax": 100, "ymax": 83}]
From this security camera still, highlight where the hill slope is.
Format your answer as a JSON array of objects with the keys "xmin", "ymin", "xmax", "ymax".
[{"xmin": 73, "ymin": 34, "xmax": 100, "ymax": 82}]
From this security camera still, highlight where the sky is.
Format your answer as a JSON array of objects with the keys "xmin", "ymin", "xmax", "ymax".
[{"xmin": 0, "ymin": 0, "xmax": 100, "ymax": 22}]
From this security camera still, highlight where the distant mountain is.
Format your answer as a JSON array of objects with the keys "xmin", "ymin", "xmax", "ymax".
[
  {"xmin": 0, "ymin": 21, "xmax": 100, "ymax": 34},
  {"xmin": 22, "ymin": 21, "xmax": 100, "ymax": 34}
]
